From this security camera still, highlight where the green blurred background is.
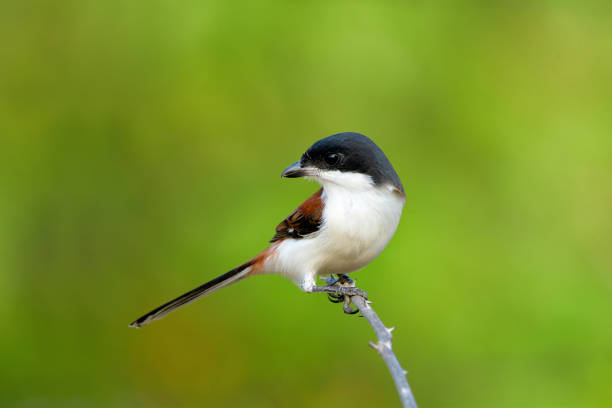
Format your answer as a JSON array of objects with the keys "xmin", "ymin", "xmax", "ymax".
[{"xmin": 1, "ymin": 1, "xmax": 611, "ymax": 407}]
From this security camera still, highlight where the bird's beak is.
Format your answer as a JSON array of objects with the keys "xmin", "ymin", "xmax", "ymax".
[{"xmin": 282, "ymin": 161, "xmax": 312, "ymax": 178}]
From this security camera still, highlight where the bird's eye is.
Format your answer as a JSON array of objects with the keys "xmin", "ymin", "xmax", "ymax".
[{"xmin": 324, "ymin": 153, "xmax": 340, "ymax": 165}]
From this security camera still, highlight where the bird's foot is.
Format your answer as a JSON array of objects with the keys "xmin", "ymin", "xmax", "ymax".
[
  {"xmin": 314, "ymin": 275, "xmax": 367, "ymax": 314},
  {"xmin": 321, "ymin": 274, "xmax": 356, "ymax": 289},
  {"xmin": 322, "ymin": 275, "xmax": 343, "ymax": 303}
]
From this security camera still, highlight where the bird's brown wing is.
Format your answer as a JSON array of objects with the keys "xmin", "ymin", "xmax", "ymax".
[{"xmin": 270, "ymin": 188, "xmax": 324, "ymax": 242}]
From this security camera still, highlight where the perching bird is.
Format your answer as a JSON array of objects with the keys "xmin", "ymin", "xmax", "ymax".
[{"xmin": 130, "ymin": 132, "xmax": 405, "ymax": 328}]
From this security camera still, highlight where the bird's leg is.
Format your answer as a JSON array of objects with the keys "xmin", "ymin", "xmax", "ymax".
[
  {"xmin": 324, "ymin": 275, "xmax": 340, "ymax": 286},
  {"xmin": 337, "ymin": 274, "xmax": 354, "ymax": 285}
]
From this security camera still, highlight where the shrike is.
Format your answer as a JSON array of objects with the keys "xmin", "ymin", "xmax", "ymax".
[{"xmin": 130, "ymin": 132, "xmax": 405, "ymax": 328}]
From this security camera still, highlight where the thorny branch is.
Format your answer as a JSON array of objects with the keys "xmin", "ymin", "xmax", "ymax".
[{"xmin": 315, "ymin": 280, "xmax": 418, "ymax": 408}]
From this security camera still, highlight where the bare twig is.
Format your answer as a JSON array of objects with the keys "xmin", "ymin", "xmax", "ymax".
[
  {"xmin": 316, "ymin": 283, "xmax": 418, "ymax": 408},
  {"xmin": 351, "ymin": 294, "xmax": 418, "ymax": 408}
]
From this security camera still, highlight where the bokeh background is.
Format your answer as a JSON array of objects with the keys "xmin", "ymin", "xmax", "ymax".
[{"xmin": 1, "ymin": 1, "xmax": 611, "ymax": 407}]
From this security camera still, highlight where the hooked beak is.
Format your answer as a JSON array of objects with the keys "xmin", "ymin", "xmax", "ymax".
[{"xmin": 281, "ymin": 161, "xmax": 314, "ymax": 178}]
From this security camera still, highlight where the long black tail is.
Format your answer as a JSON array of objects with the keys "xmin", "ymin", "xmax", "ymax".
[{"xmin": 130, "ymin": 261, "xmax": 252, "ymax": 328}]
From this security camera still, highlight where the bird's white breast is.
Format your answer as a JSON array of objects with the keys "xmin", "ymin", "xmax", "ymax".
[
  {"xmin": 317, "ymin": 180, "xmax": 404, "ymax": 274},
  {"xmin": 266, "ymin": 171, "xmax": 405, "ymax": 291}
]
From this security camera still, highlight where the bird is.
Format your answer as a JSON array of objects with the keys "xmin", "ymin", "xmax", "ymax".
[{"xmin": 130, "ymin": 132, "xmax": 405, "ymax": 328}]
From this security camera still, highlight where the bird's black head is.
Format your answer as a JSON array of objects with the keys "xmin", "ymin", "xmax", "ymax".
[{"xmin": 282, "ymin": 132, "xmax": 404, "ymax": 192}]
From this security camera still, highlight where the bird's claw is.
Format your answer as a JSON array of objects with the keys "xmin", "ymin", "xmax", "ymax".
[
  {"xmin": 343, "ymin": 296, "xmax": 359, "ymax": 314},
  {"xmin": 316, "ymin": 274, "xmax": 366, "ymax": 315},
  {"xmin": 327, "ymin": 293, "xmax": 344, "ymax": 303}
]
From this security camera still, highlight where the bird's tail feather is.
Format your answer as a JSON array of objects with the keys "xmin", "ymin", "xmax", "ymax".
[{"xmin": 130, "ymin": 261, "xmax": 253, "ymax": 328}]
